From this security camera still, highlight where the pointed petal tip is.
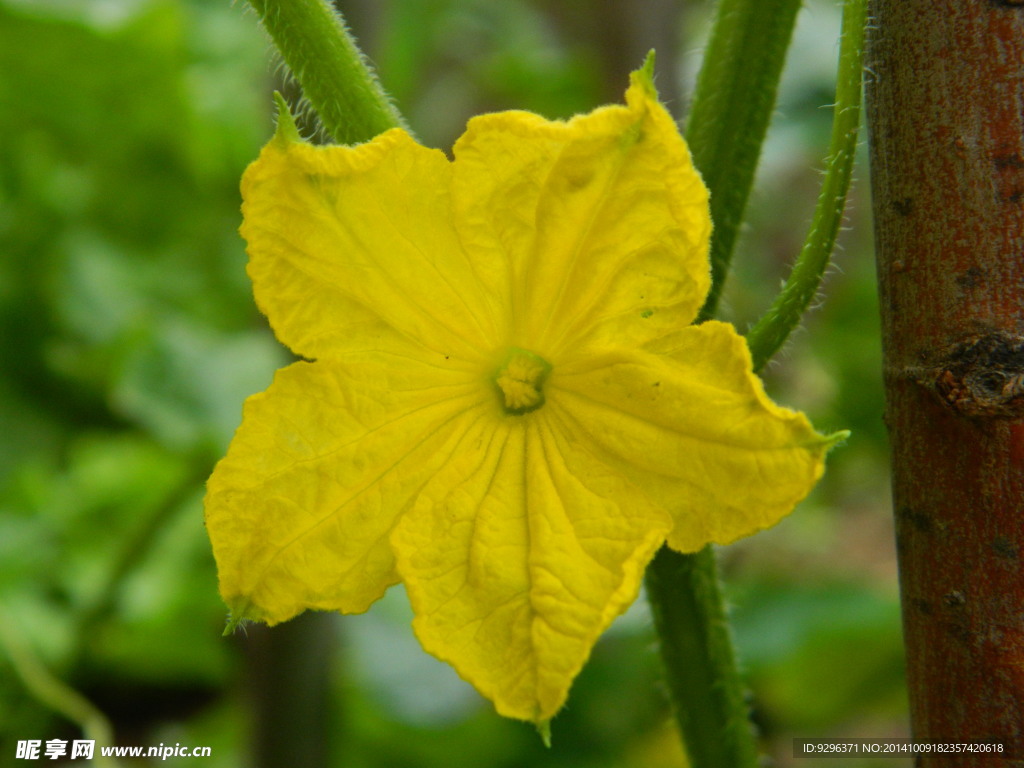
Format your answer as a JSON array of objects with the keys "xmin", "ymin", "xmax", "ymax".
[
  {"xmin": 536, "ymin": 718, "xmax": 552, "ymax": 748},
  {"xmin": 630, "ymin": 50, "xmax": 659, "ymax": 100},
  {"xmin": 825, "ymin": 428, "xmax": 852, "ymax": 449},
  {"xmin": 271, "ymin": 91, "xmax": 303, "ymax": 146},
  {"xmin": 222, "ymin": 613, "xmax": 248, "ymax": 637},
  {"xmin": 221, "ymin": 596, "xmax": 268, "ymax": 636}
]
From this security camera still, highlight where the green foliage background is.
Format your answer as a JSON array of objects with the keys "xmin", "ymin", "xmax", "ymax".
[{"xmin": 0, "ymin": 0, "xmax": 906, "ymax": 765}]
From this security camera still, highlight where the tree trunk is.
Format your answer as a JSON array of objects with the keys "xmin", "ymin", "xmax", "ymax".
[{"xmin": 865, "ymin": 2, "xmax": 1024, "ymax": 764}]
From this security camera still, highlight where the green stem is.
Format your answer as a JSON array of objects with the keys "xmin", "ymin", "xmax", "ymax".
[
  {"xmin": 0, "ymin": 608, "xmax": 121, "ymax": 768},
  {"xmin": 687, "ymin": 0, "xmax": 803, "ymax": 322},
  {"xmin": 645, "ymin": 546, "xmax": 759, "ymax": 768},
  {"xmin": 246, "ymin": 0, "xmax": 407, "ymax": 144},
  {"xmin": 246, "ymin": 612, "xmax": 339, "ymax": 768},
  {"xmin": 746, "ymin": 0, "xmax": 868, "ymax": 372}
]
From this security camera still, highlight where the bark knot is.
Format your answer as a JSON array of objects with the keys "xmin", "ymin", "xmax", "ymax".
[{"xmin": 927, "ymin": 331, "xmax": 1024, "ymax": 419}]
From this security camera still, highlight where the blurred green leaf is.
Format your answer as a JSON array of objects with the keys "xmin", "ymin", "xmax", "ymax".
[{"xmin": 731, "ymin": 580, "xmax": 906, "ymax": 730}]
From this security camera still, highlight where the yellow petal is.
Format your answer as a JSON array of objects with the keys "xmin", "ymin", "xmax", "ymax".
[
  {"xmin": 549, "ymin": 321, "xmax": 841, "ymax": 552},
  {"xmin": 451, "ymin": 72, "xmax": 711, "ymax": 361},
  {"xmin": 240, "ymin": 128, "xmax": 503, "ymax": 363},
  {"xmin": 391, "ymin": 412, "xmax": 671, "ymax": 723},
  {"xmin": 204, "ymin": 353, "xmax": 487, "ymax": 624}
]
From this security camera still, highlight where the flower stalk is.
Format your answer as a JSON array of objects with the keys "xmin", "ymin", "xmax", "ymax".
[
  {"xmin": 246, "ymin": 0, "xmax": 407, "ymax": 144},
  {"xmin": 645, "ymin": 546, "xmax": 760, "ymax": 768}
]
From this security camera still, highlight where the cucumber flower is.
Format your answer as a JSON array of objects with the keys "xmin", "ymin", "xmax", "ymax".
[{"xmin": 205, "ymin": 62, "xmax": 842, "ymax": 726}]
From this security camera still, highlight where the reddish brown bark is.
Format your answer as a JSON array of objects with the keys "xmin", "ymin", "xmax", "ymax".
[{"xmin": 865, "ymin": 1, "xmax": 1024, "ymax": 764}]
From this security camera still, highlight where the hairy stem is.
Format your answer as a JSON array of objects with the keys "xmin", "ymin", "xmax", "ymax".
[
  {"xmin": 645, "ymin": 546, "xmax": 760, "ymax": 768},
  {"xmin": 746, "ymin": 0, "xmax": 867, "ymax": 372},
  {"xmin": 686, "ymin": 0, "xmax": 803, "ymax": 321},
  {"xmin": 246, "ymin": 0, "xmax": 407, "ymax": 143}
]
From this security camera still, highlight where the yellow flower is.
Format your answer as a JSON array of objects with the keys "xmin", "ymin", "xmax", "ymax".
[{"xmin": 205, "ymin": 64, "xmax": 841, "ymax": 725}]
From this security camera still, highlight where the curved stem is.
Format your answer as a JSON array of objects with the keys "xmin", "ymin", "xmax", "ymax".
[
  {"xmin": 0, "ymin": 609, "xmax": 122, "ymax": 768},
  {"xmin": 687, "ymin": 0, "xmax": 803, "ymax": 322},
  {"xmin": 746, "ymin": 0, "xmax": 868, "ymax": 372},
  {"xmin": 246, "ymin": 0, "xmax": 407, "ymax": 144}
]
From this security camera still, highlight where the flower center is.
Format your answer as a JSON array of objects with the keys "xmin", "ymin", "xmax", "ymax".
[{"xmin": 494, "ymin": 348, "xmax": 552, "ymax": 415}]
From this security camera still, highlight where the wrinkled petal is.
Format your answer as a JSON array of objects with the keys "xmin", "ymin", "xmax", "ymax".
[
  {"xmin": 205, "ymin": 354, "xmax": 488, "ymax": 624},
  {"xmin": 390, "ymin": 412, "xmax": 671, "ymax": 722},
  {"xmin": 451, "ymin": 72, "xmax": 710, "ymax": 361},
  {"xmin": 548, "ymin": 321, "xmax": 840, "ymax": 552},
  {"xmin": 241, "ymin": 128, "xmax": 503, "ymax": 363}
]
